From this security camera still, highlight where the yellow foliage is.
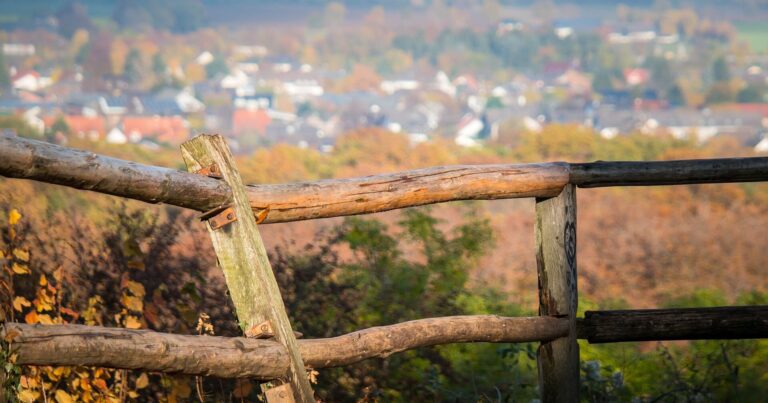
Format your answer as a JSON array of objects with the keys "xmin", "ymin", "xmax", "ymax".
[
  {"xmin": 135, "ymin": 373, "xmax": 149, "ymax": 389},
  {"xmin": 55, "ymin": 389, "xmax": 75, "ymax": 403},
  {"xmin": 13, "ymin": 296, "xmax": 31, "ymax": 311},
  {"xmin": 12, "ymin": 262, "xmax": 30, "ymax": 275},
  {"xmin": 124, "ymin": 315, "xmax": 143, "ymax": 329},
  {"xmin": 123, "ymin": 280, "xmax": 146, "ymax": 298},
  {"xmin": 13, "ymin": 248, "xmax": 29, "ymax": 261},
  {"xmin": 8, "ymin": 208, "xmax": 21, "ymax": 225},
  {"xmin": 122, "ymin": 295, "xmax": 143, "ymax": 312},
  {"xmin": 17, "ymin": 390, "xmax": 40, "ymax": 403}
]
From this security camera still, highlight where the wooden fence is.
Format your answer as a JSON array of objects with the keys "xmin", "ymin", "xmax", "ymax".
[{"xmin": 2, "ymin": 133, "xmax": 768, "ymax": 402}]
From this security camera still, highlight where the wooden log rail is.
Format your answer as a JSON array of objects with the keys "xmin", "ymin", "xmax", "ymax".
[
  {"xmin": 4, "ymin": 307, "xmax": 765, "ymax": 378},
  {"xmin": 1, "ymin": 315, "xmax": 569, "ymax": 378},
  {"xmin": 2, "ymin": 135, "xmax": 768, "ymax": 224}
]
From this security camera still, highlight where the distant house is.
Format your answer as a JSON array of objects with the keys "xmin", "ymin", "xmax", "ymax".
[
  {"xmin": 122, "ymin": 116, "xmax": 189, "ymax": 145},
  {"xmin": 755, "ymin": 134, "xmax": 768, "ymax": 153},
  {"xmin": 624, "ymin": 68, "xmax": 650, "ymax": 86},
  {"xmin": 455, "ymin": 114, "xmax": 486, "ymax": 147},
  {"xmin": 2, "ymin": 43, "xmax": 35, "ymax": 56},
  {"xmin": 12, "ymin": 71, "xmax": 51, "ymax": 92},
  {"xmin": 196, "ymin": 51, "xmax": 214, "ymax": 66},
  {"xmin": 496, "ymin": 18, "xmax": 525, "ymax": 35},
  {"xmin": 234, "ymin": 91, "xmax": 273, "ymax": 109},
  {"xmin": 106, "ymin": 127, "xmax": 127, "ymax": 144},
  {"xmin": 556, "ymin": 69, "xmax": 592, "ymax": 94},
  {"xmin": 43, "ymin": 115, "xmax": 106, "ymax": 141},
  {"xmin": 99, "ymin": 96, "xmax": 130, "ymax": 116},
  {"xmin": 220, "ymin": 69, "xmax": 249, "ymax": 90},
  {"xmin": 232, "ymin": 108, "xmax": 272, "ymax": 136},
  {"xmin": 282, "ymin": 80, "xmax": 324, "ymax": 97}
]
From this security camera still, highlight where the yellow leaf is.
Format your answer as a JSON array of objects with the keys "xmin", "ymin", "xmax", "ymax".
[
  {"xmin": 172, "ymin": 379, "xmax": 192, "ymax": 398},
  {"xmin": 36, "ymin": 314, "xmax": 54, "ymax": 324},
  {"xmin": 3, "ymin": 329, "xmax": 20, "ymax": 343},
  {"xmin": 92, "ymin": 378, "xmax": 108, "ymax": 391},
  {"xmin": 55, "ymin": 389, "xmax": 75, "ymax": 403},
  {"xmin": 124, "ymin": 315, "xmax": 142, "ymax": 329},
  {"xmin": 128, "ymin": 391, "xmax": 139, "ymax": 399},
  {"xmin": 24, "ymin": 311, "xmax": 38, "ymax": 324},
  {"xmin": 17, "ymin": 390, "xmax": 39, "ymax": 403},
  {"xmin": 53, "ymin": 266, "xmax": 64, "ymax": 282},
  {"xmin": 122, "ymin": 295, "xmax": 143, "ymax": 312},
  {"xmin": 124, "ymin": 280, "xmax": 146, "ymax": 298},
  {"xmin": 13, "ymin": 249, "xmax": 29, "ymax": 262},
  {"xmin": 12, "ymin": 262, "xmax": 31, "ymax": 275},
  {"xmin": 13, "ymin": 296, "xmax": 31, "ymax": 311},
  {"xmin": 39, "ymin": 274, "xmax": 47, "ymax": 286},
  {"xmin": 135, "ymin": 373, "xmax": 149, "ymax": 389},
  {"xmin": 8, "ymin": 209, "xmax": 21, "ymax": 225},
  {"xmin": 20, "ymin": 375, "xmax": 38, "ymax": 388}
]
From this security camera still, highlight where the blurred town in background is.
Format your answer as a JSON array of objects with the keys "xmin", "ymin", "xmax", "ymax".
[{"xmin": 0, "ymin": 0, "xmax": 767, "ymax": 154}]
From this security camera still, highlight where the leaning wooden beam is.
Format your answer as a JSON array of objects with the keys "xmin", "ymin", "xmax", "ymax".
[
  {"xmin": 1, "ymin": 316, "xmax": 569, "ymax": 377},
  {"xmin": 0, "ymin": 135, "xmax": 568, "ymax": 222},
  {"xmin": 579, "ymin": 306, "xmax": 768, "ymax": 343},
  {"xmin": 181, "ymin": 135, "xmax": 315, "ymax": 401},
  {"xmin": 570, "ymin": 158, "xmax": 768, "ymax": 187}
]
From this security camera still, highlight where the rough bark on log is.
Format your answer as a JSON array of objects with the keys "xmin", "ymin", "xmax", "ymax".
[
  {"xmin": 1, "ymin": 323, "xmax": 289, "ymax": 379},
  {"xmin": 1, "ymin": 316, "xmax": 568, "ymax": 377},
  {"xmin": 579, "ymin": 306, "xmax": 768, "ymax": 343},
  {"xmin": 299, "ymin": 315, "xmax": 569, "ymax": 367},
  {"xmin": 570, "ymin": 158, "xmax": 768, "ymax": 187},
  {"xmin": 0, "ymin": 134, "xmax": 229, "ymax": 211},
  {"xmin": 0, "ymin": 135, "xmax": 568, "ymax": 222}
]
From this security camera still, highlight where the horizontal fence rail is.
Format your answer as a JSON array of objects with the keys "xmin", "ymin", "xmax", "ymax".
[
  {"xmin": 570, "ymin": 159, "xmax": 768, "ymax": 187},
  {"xmin": 2, "ymin": 315, "xmax": 568, "ymax": 378},
  {"xmin": 2, "ymin": 135, "xmax": 768, "ymax": 224},
  {"xmin": 579, "ymin": 306, "xmax": 768, "ymax": 343},
  {"xmin": 4, "ymin": 307, "xmax": 765, "ymax": 378}
]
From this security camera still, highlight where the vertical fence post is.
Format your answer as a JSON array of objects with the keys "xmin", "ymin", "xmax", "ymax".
[
  {"xmin": 535, "ymin": 184, "xmax": 579, "ymax": 402},
  {"xmin": 181, "ymin": 134, "xmax": 314, "ymax": 403}
]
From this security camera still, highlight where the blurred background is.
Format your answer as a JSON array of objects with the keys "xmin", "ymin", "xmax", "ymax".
[{"xmin": 1, "ymin": 0, "xmax": 768, "ymax": 401}]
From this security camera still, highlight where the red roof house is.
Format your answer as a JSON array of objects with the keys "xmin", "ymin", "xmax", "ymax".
[
  {"xmin": 232, "ymin": 108, "xmax": 272, "ymax": 136},
  {"xmin": 43, "ymin": 115, "xmax": 106, "ymax": 140},
  {"xmin": 122, "ymin": 116, "xmax": 189, "ymax": 145}
]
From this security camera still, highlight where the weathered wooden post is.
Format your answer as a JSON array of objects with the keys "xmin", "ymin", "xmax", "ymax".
[
  {"xmin": 535, "ymin": 184, "xmax": 579, "ymax": 402},
  {"xmin": 181, "ymin": 134, "xmax": 314, "ymax": 403}
]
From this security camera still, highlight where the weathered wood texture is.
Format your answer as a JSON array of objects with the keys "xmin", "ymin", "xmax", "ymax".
[
  {"xmin": 0, "ymin": 135, "xmax": 568, "ymax": 222},
  {"xmin": 4, "ymin": 136, "xmax": 768, "ymax": 220},
  {"xmin": 246, "ymin": 163, "xmax": 568, "ymax": 222},
  {"xmin": 180, "ymin": 135, "xmax": 314, "ymax": 402},
  {"xmin": 535, "ymin": 184, "xmax": 579, "ymax": 403},
  {"xmin": 0, "ymin": 134, "xmax": 230, "ymax": 211},
  {"xmin": 579, "ymin": 306, "xmax": 768, "ymax": 343},
  {"xmin": 2, "ymin": 316, "xmax": 569, "ymax": 377},
  {"xmin": 570, "ymin": 158, "xmax": 768, "ymax": 187},
  {"xmin": 2, "ymin": 323, "xmax": 289, "ymax": 379},
  {"xmin": 300, "ymin": 315, "xmax": 569, "ymax": 367}
]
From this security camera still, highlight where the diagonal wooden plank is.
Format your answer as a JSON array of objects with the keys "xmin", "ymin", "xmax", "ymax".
[{"xmin": 181, "ymin": 134, "xmax": 314, "ymax": 402}]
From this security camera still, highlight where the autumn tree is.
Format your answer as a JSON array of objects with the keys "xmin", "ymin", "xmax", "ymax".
[
  {"xmin": 0, "ymin": 52, "xmax": 9, "ymax": 91},
  {"xmin": 55, "ymin": 1, "xmax": 93, "ymax": 39}
]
